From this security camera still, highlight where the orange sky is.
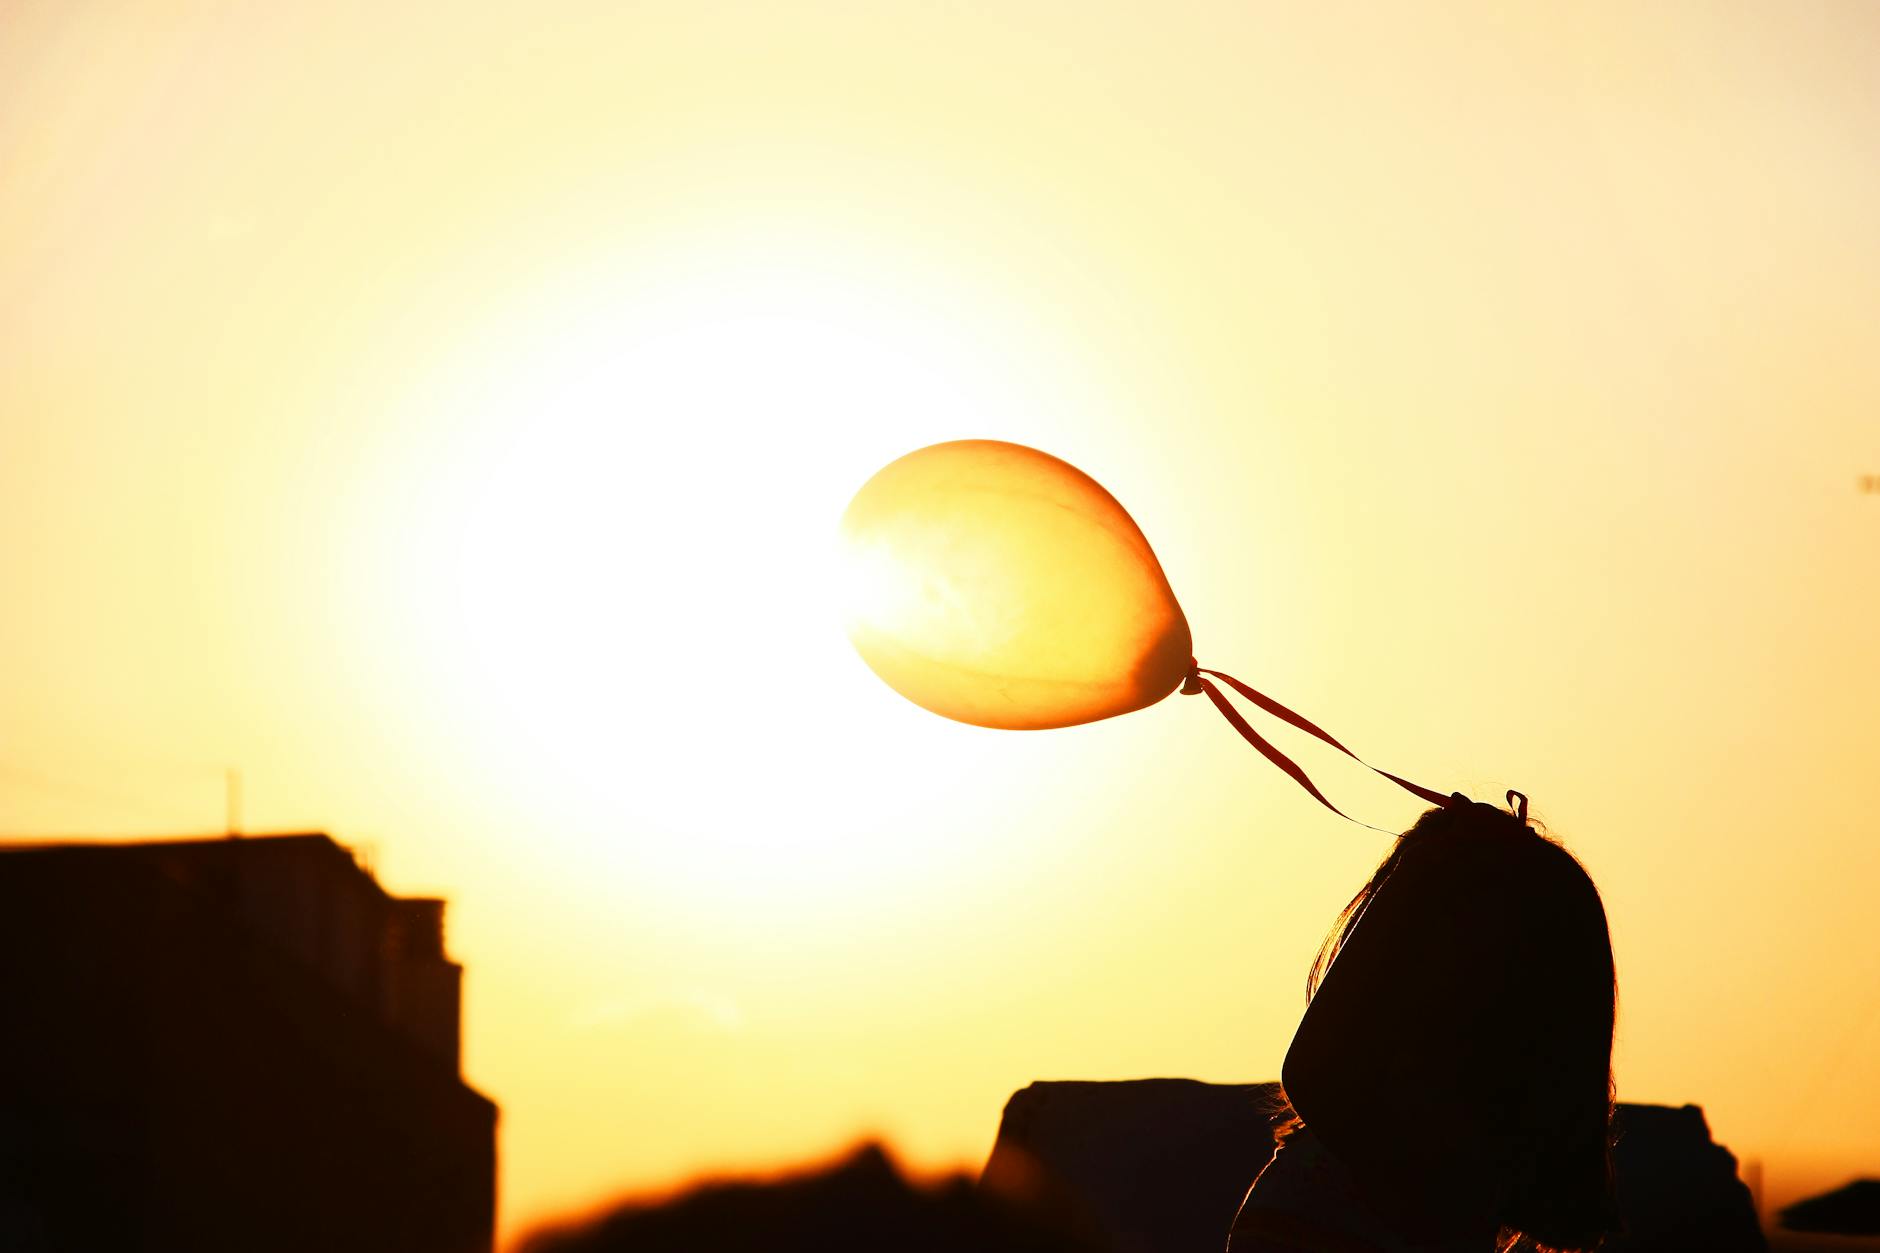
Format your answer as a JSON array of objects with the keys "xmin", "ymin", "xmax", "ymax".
[{"xmin": 4, "ymin": 1, "xmax": 1877, "ymax": 1243}]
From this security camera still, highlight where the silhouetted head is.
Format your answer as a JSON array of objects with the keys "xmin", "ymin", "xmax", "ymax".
[{"xmin": 1297, "ymin": 797, "xmax": 1619, "ymax": 1252}]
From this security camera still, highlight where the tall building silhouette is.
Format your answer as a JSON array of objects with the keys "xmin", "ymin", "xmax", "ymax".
[{"xmin": 0, "ymin": 833, "xmax": 496, "ymax": 1252}]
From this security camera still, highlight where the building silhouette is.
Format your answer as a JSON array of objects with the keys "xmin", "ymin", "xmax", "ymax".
[
  {"xmin": 0, "ymin": 833, "xmax": 496, "ymax": 1253},
  {"xmin": 981, "ymin": 1080, "xmax": 1768, "ymax": 1252},
  {"xmin": 1780, "ymin": 1178, "xmax": 1880, "ymax": 1236}
]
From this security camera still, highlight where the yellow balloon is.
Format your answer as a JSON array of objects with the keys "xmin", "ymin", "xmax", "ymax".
[{"xmin": 840, "ymin": 439, "xmax": 1193, "ymax": 730}]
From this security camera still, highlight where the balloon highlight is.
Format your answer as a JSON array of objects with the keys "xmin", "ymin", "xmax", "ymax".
[{"xmin": 839, "ymin": 439, "xmax": 1192, "ymax": 730}]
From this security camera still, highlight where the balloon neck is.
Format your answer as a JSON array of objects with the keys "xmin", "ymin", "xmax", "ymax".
[{"xmin": 1179, "ymin": 659, "xmax": 1204, "ymax": 696}]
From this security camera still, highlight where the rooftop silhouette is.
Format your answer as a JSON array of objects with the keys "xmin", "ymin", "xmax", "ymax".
[
  {"xmin": 1780, "ymin": 1179, "xmax": 1880, "ymax": 1236},
  {"xmin": 0, "ymin": 832, "xmax": 496, "ymax": 1253},
  {"xmin": 981, "ymin": 1079, "xmax": 1768, "ymax": 1253}
]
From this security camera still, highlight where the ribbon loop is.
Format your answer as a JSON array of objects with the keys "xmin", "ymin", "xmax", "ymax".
[{"xmin": 1185, "ymin": 660, "xmax": 1459, "ymax": 833}]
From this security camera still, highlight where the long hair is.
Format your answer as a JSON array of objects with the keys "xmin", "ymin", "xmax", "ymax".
[{"xmin": 1302, "ymin": 800, "xmax": 1620, "ymax": 1252}]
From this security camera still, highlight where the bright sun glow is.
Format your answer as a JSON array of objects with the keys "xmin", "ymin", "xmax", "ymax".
[{"xmin": 357, "ymin": 227, "xmax": 1104, "ymax": 930}]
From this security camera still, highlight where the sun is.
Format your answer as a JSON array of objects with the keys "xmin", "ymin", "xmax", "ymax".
[{"xmin": 346, "ymin": 225, "xmax": 1102, "ymax": 933}]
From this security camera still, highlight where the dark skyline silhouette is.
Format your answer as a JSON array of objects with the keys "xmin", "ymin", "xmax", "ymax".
[
  {"xmin": 0, "ymin": 831, "xmax": 1833, "ymax": 1252},
  {"xmin": 0, "ymin": 833, "xmax": 495, "ymax": 1252},
  {"xmin": 981, "ymin": 1079, "xmax": 1767, "ymax": 1253},
  {"xmin": 1781, "ymin": 1178, "xmax": 1880, "ymax": 1236}
]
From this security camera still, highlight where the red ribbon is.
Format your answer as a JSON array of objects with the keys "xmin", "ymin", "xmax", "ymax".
[{"xmin": 1186, "ymin": 661, "xmax": 1457, "ymax": 833}]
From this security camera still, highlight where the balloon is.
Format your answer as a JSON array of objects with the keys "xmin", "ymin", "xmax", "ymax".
[{"xmin": 839, "ymin": 439, "xmax": 1192, "ymax": 730}]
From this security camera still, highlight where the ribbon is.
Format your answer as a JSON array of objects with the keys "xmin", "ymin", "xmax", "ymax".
[{"xmin": 1185, "ymin": 660, "xmax": 1459, "ymax": 834}]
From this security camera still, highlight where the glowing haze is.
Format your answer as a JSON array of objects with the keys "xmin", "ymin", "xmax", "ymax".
[{"xmin": 4, "ymin": 1, "xmax": 1877, "ymax": 1242}]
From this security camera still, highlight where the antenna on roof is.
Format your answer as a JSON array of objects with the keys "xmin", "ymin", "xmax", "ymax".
[{"xmin": 226, "ymin": 768, "xmax": 242, "ymax": 837}]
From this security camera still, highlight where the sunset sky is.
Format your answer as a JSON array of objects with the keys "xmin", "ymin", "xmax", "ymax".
[{"xmin": 4, "ymin": 0, "xmax": 1877, "ymax": 1243}]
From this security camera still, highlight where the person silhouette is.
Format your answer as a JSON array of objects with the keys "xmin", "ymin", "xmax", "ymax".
[{"xmin": 1229, "ymin": 795, "xmax": 1620, "ymax": 1253}]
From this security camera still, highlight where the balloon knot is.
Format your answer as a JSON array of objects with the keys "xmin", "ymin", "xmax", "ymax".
[{"xmin": 1180, "ymin": 660, "xmax": 1204, "ymax": 696}]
